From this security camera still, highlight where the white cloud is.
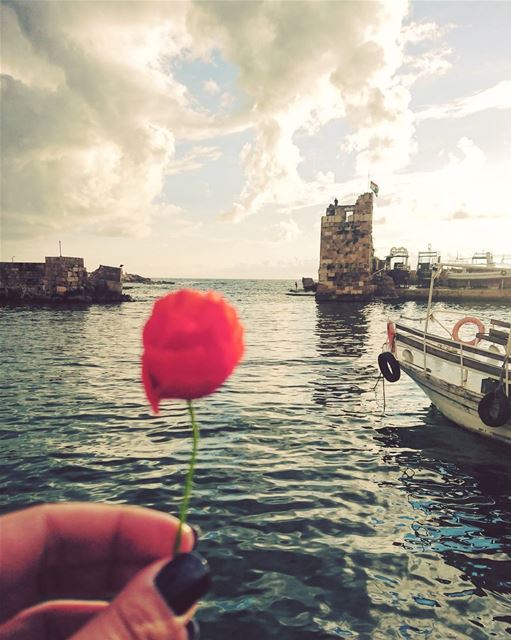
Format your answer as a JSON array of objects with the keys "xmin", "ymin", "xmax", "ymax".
[
  {"xmin": 203, "ymin": 79, "xmax": 220, "ymax": 95},
  {"xmin": 1, "ymin": 1, "xmax": 210, "ymax": 240},
  {"xmin": 166, "ymin": 146, "xmax": 222, "ymax": 175},
  {"xmin": 3, "ymin": 0, "xmax": 504, "ymax": 259},
  {"xmin": 417, "ymin": 81, "xmax": 511, "ymax": 120},
  {"xmin": 196, "ymin": 5, "xmax": 459, "ymax": 223},
  {"xmin": 397, "ymin": 20, "xmax": 453, "ymax": 85},
  {"xmin": 400, "ymin": 47, "xmax": 453, "ymax": 86},
  {"xmin": 219, "ymin": 91, "xmax": 235, "ymax": 110},
  {"xmin": 192, "ymin": 0, "xmax": 415, "ymax": 220},
  {"xmin": 399, "ymin": 20, "xmax": 451, "ymax": 46},
  {"xmin": 269, "ymin": 218, "xmax": 302, "ymax": 243},
  {"xmin": 370, "ymin": 137, "xmax": 511, "ymax": 260},
  {"xmin": 342, "ymin": 83, "xmax": 416, "ymax": 175}
]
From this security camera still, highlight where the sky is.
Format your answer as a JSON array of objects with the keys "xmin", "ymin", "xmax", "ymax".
[{"xmin": 1, "ymin": 0, "xmax": 510, "ymax": 278}]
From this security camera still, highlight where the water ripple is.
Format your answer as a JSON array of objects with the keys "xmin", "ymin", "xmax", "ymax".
[{"xmin": 1, "ymin": 281, "xmax": 510, "ymax": 638}]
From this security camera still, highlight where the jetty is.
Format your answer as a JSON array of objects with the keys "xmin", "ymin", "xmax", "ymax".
[
  {"xmin": 0, "ymin": 256, "xmax": 130, "ymax": 304},
  {"xmin": 397, "ymin": 287, "xmax": 511, "ymax": 303}
]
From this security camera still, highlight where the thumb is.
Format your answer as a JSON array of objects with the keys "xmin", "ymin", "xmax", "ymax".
[{"xmin": 70, "ymin": 553, "xmax": 211, "ymax": 640}]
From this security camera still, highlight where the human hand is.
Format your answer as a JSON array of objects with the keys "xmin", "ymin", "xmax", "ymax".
[{"xmin": 0, "ymin": 503, "xmax": 210, "ymax": 639}]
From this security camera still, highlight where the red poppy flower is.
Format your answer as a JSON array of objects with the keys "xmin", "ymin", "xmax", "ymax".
[{"xmin": 142, "ymin": 289, "xmax": 244, "ymax": 412}]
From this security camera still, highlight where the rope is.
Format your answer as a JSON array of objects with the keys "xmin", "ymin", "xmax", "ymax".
[
  {"xmin": 429, "ymin": 314, "xmax": 453, "ymax": 338},
  {"xmin": 372, "ymin": 372, "xmax": 386, "ymax": 413}
]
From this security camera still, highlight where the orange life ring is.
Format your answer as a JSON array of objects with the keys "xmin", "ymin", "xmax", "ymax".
[
  {"xmin": 452, "ymin": 316, "xmax": 485, "ymax": 346},
  {"xmin": 387, "ymin": 321, "xmax": 396, "ymax": 352}
]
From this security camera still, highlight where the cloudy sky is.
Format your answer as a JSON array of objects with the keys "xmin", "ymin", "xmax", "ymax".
[{"xmin": 1, "ymin": 0, "xmax": 510, "ymax": 278}]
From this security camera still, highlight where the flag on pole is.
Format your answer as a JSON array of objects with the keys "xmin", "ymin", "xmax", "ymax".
[{"xmin": 370, "ymin": 181, "xmax": 379, "ymax": 197}]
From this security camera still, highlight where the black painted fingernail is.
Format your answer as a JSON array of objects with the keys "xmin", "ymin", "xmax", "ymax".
[
  {"xmin": 186, "ymin": 618, "xmax": 200, "ymax": 640},
  {"xmin": 155, "ymin": 552, "xmax": 211, "ymax": 615},
  {"xmin": 191, "ymin": 526, "xmax": 199, "ymax": 550}
]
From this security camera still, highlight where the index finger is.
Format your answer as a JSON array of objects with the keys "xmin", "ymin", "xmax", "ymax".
[{"xmin": 0, "ymin": 502, "xmax": 194, "ymax": 624}]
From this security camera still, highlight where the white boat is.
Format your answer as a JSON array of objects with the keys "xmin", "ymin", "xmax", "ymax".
[
  {"xmin": 441, "ymin": 252, "xmax": 511, "ymax": 289},
  {"xmin": 379, "ymin": 264, "xmax": 511, "ymax": 445}
]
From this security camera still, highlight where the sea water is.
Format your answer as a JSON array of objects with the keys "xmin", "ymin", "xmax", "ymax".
[{"xmin": 1, "ymin": 280, "xmax": 510, "ymax": 639}]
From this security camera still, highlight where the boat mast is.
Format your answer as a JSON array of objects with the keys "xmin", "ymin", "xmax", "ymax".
[{"xmin": 423, "ymin": 263, "xmax": 441, "ymax": 370}]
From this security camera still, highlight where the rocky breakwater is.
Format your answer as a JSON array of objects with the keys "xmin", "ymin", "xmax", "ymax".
[
  {"xmin": 122, "ymin": 273, "xmax": 177, "ymax": 286},
  {"xmin": 0, "ymin": 257, "xmax": 131, "ymax": 304},
  {"xmin": 122, "ymin": 272, "xmax": 152, "ymax": 284}
]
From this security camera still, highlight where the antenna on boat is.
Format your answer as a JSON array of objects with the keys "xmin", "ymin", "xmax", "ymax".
[{"xmin": 59, "ymin": 240, "xmax": 62, "ymax": 258}]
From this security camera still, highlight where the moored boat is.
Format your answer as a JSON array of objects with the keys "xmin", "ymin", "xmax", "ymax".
[
  {"xmin": 378, "ymin": 265, "xmax": 511, "ymax": 445},
  {"xmin": 436, "ymin": 252, "xmax": 511, "ymax": 289},
  {"xmin": 440, "ymin": 260, "xmax": 511, "ymax": 289},
  {"xmin": 385, "ymin": 246, "xmax": 411, "ymax": 288}
]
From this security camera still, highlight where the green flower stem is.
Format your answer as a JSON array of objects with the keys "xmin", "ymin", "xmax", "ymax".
[{"xmin": 174, "ymin": 399, "xmax": 199, "ymax": 555}]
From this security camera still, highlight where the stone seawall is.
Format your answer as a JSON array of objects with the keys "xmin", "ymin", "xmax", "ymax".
[
  {"xmin": 0, "ymin": 257, "xmax": 128, "ymax": 303},
  {"xmin": 0, "ymin": 262, "xmax": 46, "ymax": 299},
  {"xmin": 44, "ymin": 256, "xmax": 88, "ymax": 296}
]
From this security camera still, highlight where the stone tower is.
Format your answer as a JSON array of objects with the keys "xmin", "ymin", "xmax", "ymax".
[{"xmin": 316, "ymin": 192, "xmax": 375, "ymax": 301}]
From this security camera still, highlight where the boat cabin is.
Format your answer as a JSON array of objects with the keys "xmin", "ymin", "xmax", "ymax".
[{"xmin": 416, "ymin": 249, "xmax": 441, "ymax": 288}]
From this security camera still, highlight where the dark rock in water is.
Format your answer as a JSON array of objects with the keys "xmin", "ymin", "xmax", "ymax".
[
  {"xmin": 122, "ymin": 272, "xmax": 152, "ymax": 283},
  {"xmin": 373, "ymin": 273, "xmax": 398, "ymax": 299},
  {"xmin": 302, "ymin": 277, "xmax": 318, "ymax": 292}
]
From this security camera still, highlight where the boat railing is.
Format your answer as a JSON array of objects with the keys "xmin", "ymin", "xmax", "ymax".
[
  {"xmin": 395, "ymin": 323, "xmax": 506, "ymax": 360},
  {"xmin": 395, "ymin": 320, "xmax": 510, "ymax": 396},
  {"xmin": 399, "ymin": 311, "xmax": 509, "ymax": 343}
]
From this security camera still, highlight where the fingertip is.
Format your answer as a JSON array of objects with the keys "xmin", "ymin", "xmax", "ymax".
[
  {"xmin": 155, "ymin": 552, "xmax": 211, "ymax": 616},
  {"xmin": 173, "ymin": 522, "xmax": 196, "ymax": 555}
]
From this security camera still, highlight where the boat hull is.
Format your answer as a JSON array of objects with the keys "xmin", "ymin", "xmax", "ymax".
[{"xmin": 400, "ymin": 361, "xmax": 511, "ymax": 445}]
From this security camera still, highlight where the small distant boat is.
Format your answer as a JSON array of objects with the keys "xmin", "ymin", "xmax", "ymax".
[
  {"xmin": 286, "ymin": 277, "xmax": 318, "ymax": 296},
  {"xmin": 285, "ymin": 290, "xmax": 316, "ymax": 297},
  {"xmin": 378, "ymin": 264, "xmax": 511, "ymax": 445}
]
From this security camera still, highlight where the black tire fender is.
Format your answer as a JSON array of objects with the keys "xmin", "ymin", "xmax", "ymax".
[
  {"xmin": 478, "ymin": 388, "xmax": 511, "ymax": 427},
  {"xmin": 378, "ymin": 352, "xmax": 401, "ymax": 383}
]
